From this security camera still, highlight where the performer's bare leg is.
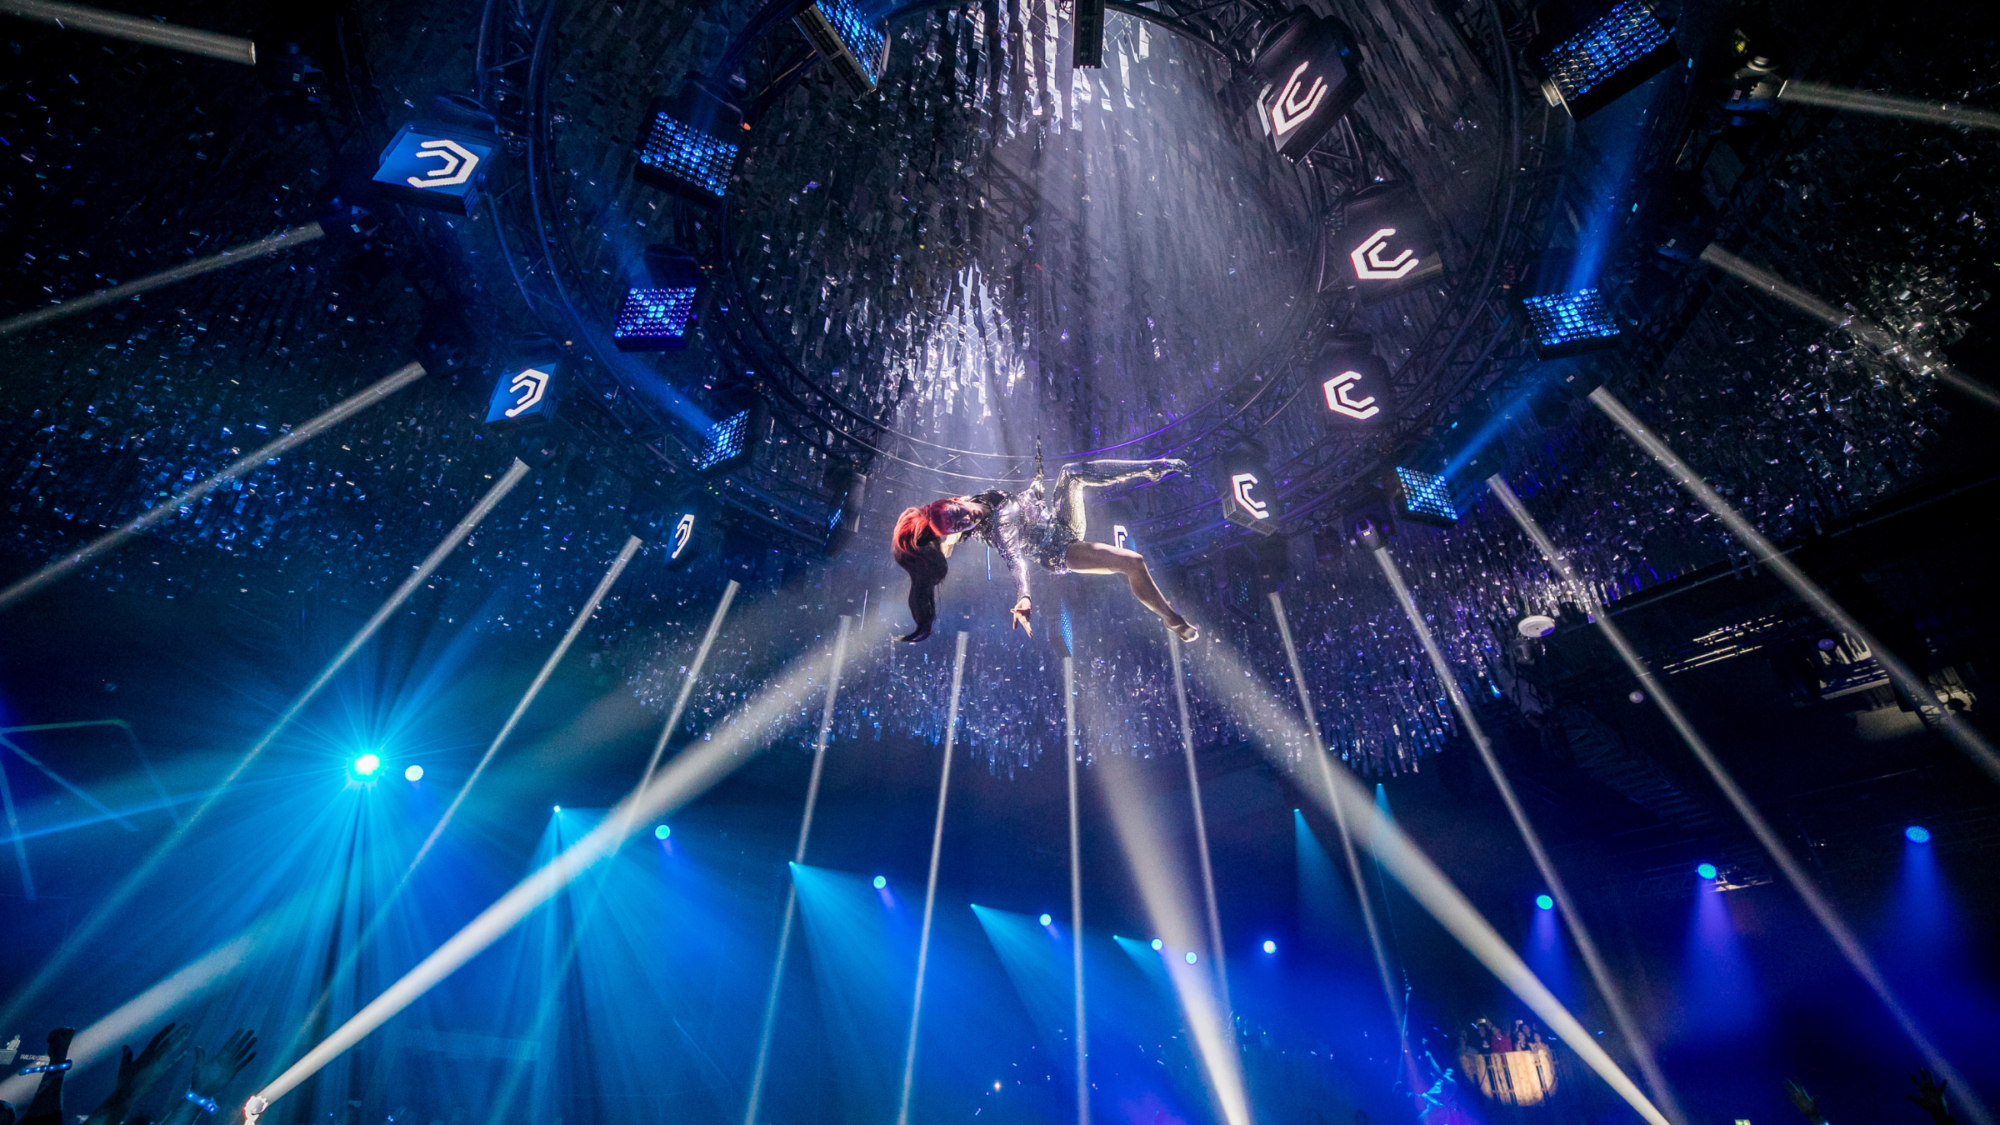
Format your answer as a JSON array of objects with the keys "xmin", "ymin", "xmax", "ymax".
[{"xmin": 1065, "ymin": 540, "xmax": 1198, "ymax": 640}]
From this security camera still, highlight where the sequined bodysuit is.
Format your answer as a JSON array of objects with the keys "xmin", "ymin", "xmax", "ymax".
[{"xmin": 963, "ymin": 459, "xmax": 1182, "ymax": 603}]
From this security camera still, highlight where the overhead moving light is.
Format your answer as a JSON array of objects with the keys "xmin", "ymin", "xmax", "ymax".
[
  {"xmin": 1072, "ymin": 0, "xmax": 1105, "ymax": 68},
  {"xmin": 1522, "ymin": 287, "xmax": 1621, "ymax": 357},
  {"xmin": 1391, "ymin": 465, "xmax": 1458, "ymax": 526},
  {"xmin": 485, "ymin": 341, "xmax": 563, "ymax": 427},
  {"xmin": 371, "ymin": 118, "xmax": 499, "ymax": 217},
  {"xmin": 1249, "ymin": 9, "xmax": 1364, "ymax": 161},
  {"xmin": 348, "ymin": 752, "xmax": 383, "ymax": 780},
  {"xmin": 1530, "ymin": 0, "xmax": 1680, "ymax": 120},
  {"xmin": 822, "ymin": 461, "xmax": 871, "ymax": 557},
  {"xmin": 1220, "ymin": 442, "xmax": 1280, "ymax": 535},
  {"xmin": 1326, "ymin": 184, "xmax": 1442, "ymax": 299},
  {"xmin": 1318, "ymin": 332, "xmax": 1393, "ymax": 427},
  {"xmin": 613, "ymin": 246, "xmax": 704, "ymax": 352},
  {"xmin": 696, "ymin": 400, "xmax": 760, "ymax": 475},
  {"xmin": 796, "ymin": 0, "xmax": 889, "ymax": 97},
  {"xmin": 634, "ymin": 79, "xmax": 743, "ymax": 206}
]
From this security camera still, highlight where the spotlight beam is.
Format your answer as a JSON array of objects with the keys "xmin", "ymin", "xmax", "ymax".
[
  {"xmin": 894, "ymin": 630, "xmax": 968, "ymax": 1125},
  {"xmin": 743, "ymin": 615, "xmax": 853, "ymax": 1125},
  {"xmin": 639, "ymin": 582, "xmax": 743, "ymax": 786},
  {"xmin": 0, "ymin": 0, "xmax": 255, "ymax": 62},
  {"xmin": 1488, "ymin": 474, "xmax": 1996, "ymax": 1125},
  {"xmin": 1, "ymin": 733, "xmax": 137, "ymax": 830},
  {"xmin": 0, "ymin": 222, "xmax": 318, "ymax": 338},
  {"xmin": 1590, "ymin": 386, "xmax": 2000, "ymax": 786},
  {"xmin": 1064, "ymin": 656, "xmax": 1088, "ymax": 1125},
  {"xmin": 1369, "ymin": 549, "xmax": 1684, "ymax": 1125},
  {"xmin": 0, "ymin": 455, "xmax": 525, "ymax": 1033},
  {"xmin": 2, "ymin": 719, "xmax": 180, "ymax": 826},
  {"xmin": 1167, "ymin": 637, "xmax": 1233, "ymax": 1020},
  {"xmin": 1268, "ymin": 593, "xmax": 1415, "ymax": 1089},
  {"xmin": 1187, "ymin": 639, "xmax": 1672, "ymax": 1125},
  {"xmin": 0, "ymin": 361, "xmax": 426, "ymax": 611},
  {"xmin": 0, "ymin": 753, "xmax": 32, "ymax": 900},
  {"xmin": 246, "ymin": 616, "xmax": 886, "ymax": 1117},
  {"xmin": 1697, "ymin": 244, "xmax": 2000, "ymax": 413},
  {"xmin": 1778, "ymin": 80, "xmax": 2000, "ymax": 133},
  {"xmin": 408, "ymin": 536, "xmax": 644, "ymax": 873}
]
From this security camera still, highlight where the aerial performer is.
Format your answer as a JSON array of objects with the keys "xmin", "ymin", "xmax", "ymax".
[{"xmin": 891, "ymin": 457, "xmax": 1200, "ymax": 644}]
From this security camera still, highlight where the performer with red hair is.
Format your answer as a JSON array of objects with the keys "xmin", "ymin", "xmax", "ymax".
[{"xmin": 890, "ymin": 459, "xmax": 1197, "ymax": 644}]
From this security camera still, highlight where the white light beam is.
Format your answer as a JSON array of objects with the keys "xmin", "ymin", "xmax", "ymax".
[{"xmin": 0, "ymin": 223, "xmax": 319, "ymax": 338}]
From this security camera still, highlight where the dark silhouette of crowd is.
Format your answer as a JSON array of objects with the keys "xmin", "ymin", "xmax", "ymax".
[
  {"xmin": 1, "ymin": 1026, "xmax": 257, "ymax": 1125},
  {"xmin": 1786, "ymin": 1069, "xmax": 1961, "ymax": 1125}
]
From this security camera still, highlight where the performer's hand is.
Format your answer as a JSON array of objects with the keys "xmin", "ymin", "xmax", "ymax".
[
  {"xmin": 1011, "ymin": 597, "xmax": 1033, "ymax": 637},
  {"xmin": 1149, "ymin": 459, "xmax": 1189, "ymax": 481}
]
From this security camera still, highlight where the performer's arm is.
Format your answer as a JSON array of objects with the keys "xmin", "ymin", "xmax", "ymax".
[{"xmin": 986, "ymin": 525, "xmax": 1035, "ymax": 635}]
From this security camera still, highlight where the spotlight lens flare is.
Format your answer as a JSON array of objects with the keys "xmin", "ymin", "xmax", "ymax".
[
  {"xmin": 654, "ymin": 824, "xmax": 671, "ymax": 840},
  {"xmin": 1905, "ymin": 825, "xmax": 1931, "ymax": 844},
  {"xmin": 1695, "ymin": 862, "xmax": 1718, "ymax": 880},
  {"xmin": 1039, "ymin": 913, "xmax": 1053, "ymax": 927},
  {"xmin": 1150, "ymin": 938, "xmax": 1163, "ymax": 951},
  {"xmin": 1536, "ymin": 894, "xmax": 1555, "ymax": 911},
  {"xmin": 351, "ymin": 753, "xmax": 381, "ymax": 777},
  {"xmin": 873, "ymin": 875, "xmax": 887, "ymax": 889},
  {"xmin": 1185, "ymin": 951, "xmax": 1199, "ymax": 964},
  {"xmin": 1262, "ymin": 940, "xmax": 1276, "ymax": 953},
  {"xmin": 403, "ymin": 764, "xmax": 423, "ymax": 782}
]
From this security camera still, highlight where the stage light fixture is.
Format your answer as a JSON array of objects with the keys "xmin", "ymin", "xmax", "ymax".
[
  {"xmin": 1185, "ymin": 951, "xmax": 1199, "ymax": 964},
  {"xmin": 873, "ymin": 875, "xmax": 888, "ymax": 889},
  {"xmin": 349, "ymin": 752, "xmax": 382, "ymax": 778},
  {"xmin": 822, "ymin": 462, "xmax": 871, "ymax": 557},
  {"xmin": 1530, "ymin": 0, "xmax": 1679, "ymax": 121},
  {"xmin": 1072, "ymin": 0, "xmax": 1104, "ymax": 68},
  {"xmin": 634, "ymin": 80, "xmax": 743, "ymax": 206},
  {"xmin": 795, "ymin": 0, "xmax": 889, "ymax": 97},
  {"xmin": 1517, "ymin": 613, "xmax": 1558, "ymax": 638},
  {"xmin": 1318, "ymin": 333, "xmax": 1393, "ymax": 426},
  {"xmin": 1695, "ymin": 862, "xmax": 1718, "ymax": 880},
  {"xmin": 484, "ymin": 347, "xmax": 562, "ymax": 428},
  {"xmin": 1523, "ymin": 287, "xmax": 1621, "ymax": 358},
  {"xmin": 613, "ymin": 246, "xmax": 704, "ymax": 352},
  {"xmin": 655, "ymin": 824, "xmax": 672, "ymax": 840},
  {"xmin": 1904, "ymin": 825, "xmax": 1931, "ymax": 844},
  {"xmin": 1262, "ymin": 939, "xmax": 1277, "ymax": 953},
  {"xmin": 696, "ymin": 407, "xmax": 756, "ymax": 474},
  {"xmin": 553, "ymin": 805, "xmax": 561, "ymax": 813},
  {"xmin": 1221, "ymin": 443, "xmax": 1280, "ymax": 535},
  {"xmin": 1039, "ymin": 913, "xmax": 1053, "ymax": 926},
  {"xmin": 404, "ymin": 765, "xmax": 424, "ymax": 782},
  {"xmin": 1536, "ymin": 894, "xmax": 1555, "ymax": 911},
  {"xmin": 1391, "ymin": 465, "xmax": 1458, "ymax": 527},
  {"xmin": 1249, "ymin": 9, "xmax": 1364, "ymax": 161},
  {"xmin": 1326, "ymin": 185, "xmax": 1442, "ymax": 299},
  {"xmin": 371, "ymin": 121, "xmax": 498, "ymax": 217},
  {"xmin": 1150, "ymin": 938, "xmax": 1163, "ymax": 951}
]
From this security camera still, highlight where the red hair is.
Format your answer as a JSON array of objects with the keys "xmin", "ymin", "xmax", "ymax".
[{"xmin": 891, "ymin": 500, "xmax": 962, "ymax": 643}]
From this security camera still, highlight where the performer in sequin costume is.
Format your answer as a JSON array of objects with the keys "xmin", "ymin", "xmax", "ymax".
[{"xmin": 890, "ymin": 458, "xmax": 1198, "ymax": 644}]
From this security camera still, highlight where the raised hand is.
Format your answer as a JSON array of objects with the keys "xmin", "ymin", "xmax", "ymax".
[
  {"xmin": 190, "ymin": 1031, "xmax": 258, "ymax": 1100},
  {"xmin": 1147, "ymin": 460, "xmax": 1189, "ymax": 481},
  {"xmin": 1784, "ymin": 1080, "xmax": 1826, "ymax": 1125},
  {"xmin": 45, "ymin": 1028, "xmax": 75, "ymax": 1066},
  {"xmin": 1907, "ymin": 1069, "xmax": 1952, "ymax": 1123},
  {"xmin": 1010, "ymin": 596, "xmax": 1033, "ymax": 637},
  {"xmin": 120, "ymin": 1023, "xmax": 192, "ymax": 1096}
]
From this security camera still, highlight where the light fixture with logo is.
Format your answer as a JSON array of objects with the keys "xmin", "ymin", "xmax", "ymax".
[
  {"xmin": 1318, "ymin": 332, "xmax": 1393, "ymax": 427},
  {"xmin": 1250, "ymin": 10, "xmax": 1365, "ymax": 162},
  {"xmin": 1326, "ymin": 184, "xmax": 1442, "ymax": 299},
  {"xmin": 1220, "ymin": 443, "xmax": 1281, "ymax": 535},
  {"xmin": 484, "ymin": 343, "xmax": 562, "ymax": 428},
  {"xmin": 372, "ymin": 121, "xmax": 498, "ymax": 217}
]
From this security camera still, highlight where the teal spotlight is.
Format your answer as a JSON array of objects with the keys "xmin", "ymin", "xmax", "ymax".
[
  {"xmin": 873, "ymin": 875, "xmax": 887, "ymax": 889},
  {"xmin": 654, "ymin": 824, "xmax": 672, "ymax": 840},
  {"xmin": 1039, "ymin": 913, "xmax": 1053, "ymax": 927},
  {"xmin": 404, "ymin": 764, "xmax": 424, "ymax": 782},
  {"xmin": 1535, "ymin": 894, "xmax": 1555, "ymax": 910},
  {"xmin": 553, "ymin": 805, "xmax": 561, "ymax": 813},
  {"xmin": 1185, "ymin": 951, "xmax": 1198, "ymax": 964},
  {"xmin": 350, "ymin": 752, "xmax": 382, "ymax": 778},
  {"xmin": 1150, "ymin": 938, "xmax": 1163, "ymax": 951},
  {"xmin": 1262, "ymin": 939, "xmax": 1276, "ymax": 954},
  {"xmin": 1905, "ymin": 825, "xmax": 1931, "ymax": 844},
  {"xmin": 1695, "ymin": 862, "xmax": 1718, "ymax": 880}
]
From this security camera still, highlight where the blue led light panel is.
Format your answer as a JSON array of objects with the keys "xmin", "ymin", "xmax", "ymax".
[
  {"xmin": 1540, "ymin": 1, "xmax": 1672, "ymax": 106},
  {"xmin": 637, "ymin": 113, "xmax": 738, "ymax": 201},
  {"xmin": 1523, "ymin": 288, "xmax": 1620, "ymax": 355},
  {"xmin": 613, "ymin": 287, "xmax": 697, "ymax": 351},
  {"xmin": 820, "ymin": 0, "xmax": 886, "ymax": 83},
  {"xmin": 698, "ymin": 409, "xmax": 754, "ymax": 472},
  {"xmin": 1394, "ymin": 466, "xmax": 1458, "ymax": 524}
]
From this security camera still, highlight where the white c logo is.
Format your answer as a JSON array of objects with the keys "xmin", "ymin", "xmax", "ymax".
[
  {"xmin": 1113, "ymin": 524, "xmax": 1130, "ymax": 550},
  {"xmin": 668, "ymin": 513, "xmax": 696, "ymax": 560},
  {"xmin": 503, "ymin": 367, "xmax": 550, "ymax": 418},
  {"xmin": 1322, "ymin": 370, "xmax": 1380, "ymax": 420},
  {"xmin": 1268, "ymin": 60, "xmax": 1329, "ymax": 140},
  {"xmin": 406, "ymin": 138, "xmax": 480, "ymax": 189},
  {"xmin": 1230, "ymin": 473, "xmax": 1270, "ymax": 519},
  {"xmin": 1348, "ymin": 228, "xmax": 1419, "ymax": 281}
]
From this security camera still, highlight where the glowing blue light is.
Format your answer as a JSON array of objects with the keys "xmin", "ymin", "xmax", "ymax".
[
  {"xmin": 873, "ymin": 875, "xmax": 887, "ymax": 889},
  {"xmin": 1536, "ymin": 894, "xmax": 1555, "ymax": 911},
  {"xmin": 1539, "ymin": 0, "xmax": 1672, "ymax": 106},
  {"xmin": 1262, "ymin": 939, "xmax": 1277, "ymax": 954},
  {"xmin": 1150, "ymin": 938, "xmax": 1163, "ymax": 951},
  {"xmin": 553, "ymin": 805, "xmax": 561, "ymax": 813},
  {"xmin": 1695, "ymin": 862, "xmax": 1718, "ymax": 880},
  {"xmin": 350, "ymin": 752, "xmax": 381, "ymax": 777},
  {"xmin": 1394, "ymin": 465, "xmax": 1459, "ymax": 522},
  {"xmin": 1905, "ymin": 825, "xmax": 1931, "ymax": 844},
  {"xmin": 1039, "ymin": 913, "xmax": 1053, "ymax": 927},
  {"xmin": 655, "ymin": 824, "xmax": 672, "ymax": 840},
  {"xmin": 1185, "ymin": 951, "xmax": 1199, "ymax": 964},
  {"xmin": 1523, "ymin": 288, "xmax": 1620, "ymax": 351},
  {"xmin": 695, "ymin": 408, "xmax": 753, "ymax": 471},
  {"xmin": 814, "ymin": 0, "xmax": 886, "ymax": 83},
  {"xmin": 404, "ymin": 764, "xmax": 424, "ymax": 782},
  {"xmin": 613, "ymin": 286, "xmax": 697, "ymax": 346},
  {"xmin": 636, "ymin": 112, "xmax": 737, "ymax": 200}
]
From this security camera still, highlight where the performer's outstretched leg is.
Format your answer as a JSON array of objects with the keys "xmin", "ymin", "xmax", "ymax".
[
  {"xmin": 1064, "ymin": 540, "xmax": 1197, "ymax": 641},
  {"xmin": 1054, "ymin": 458, "xmax": 1188, "ymax": 540}
]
